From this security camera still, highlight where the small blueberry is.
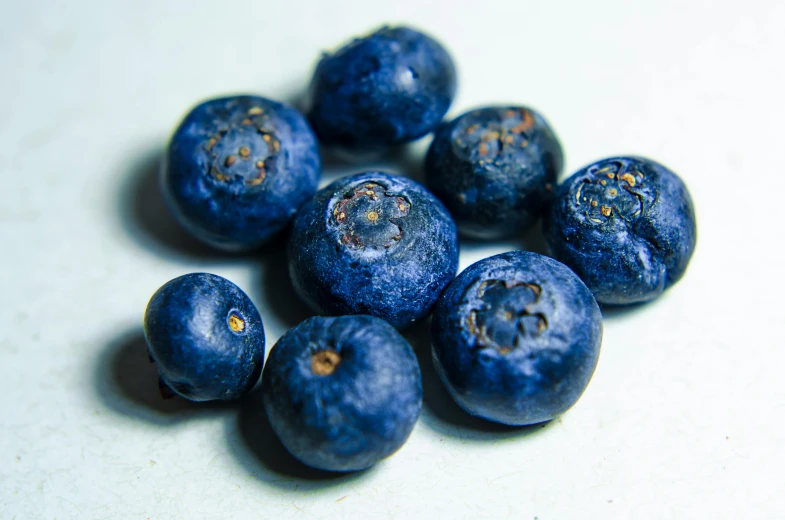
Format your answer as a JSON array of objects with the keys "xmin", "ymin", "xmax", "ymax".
[
  {"xmin": 431, "ymin": 251, "xmax": 602, "ymax": 426},
  {"xmin": 288, "ymin": 171, "xmax": 459, "ymax": 329},
  {"xmin": 425, "ymin": 106, "xmax": 564, "ymax": 239},
  {"xmin": 261, "ymin": 315, "xmax": 422, "ymax": 472},
  {"xmin": 543, "ymin": 156, "xmax": 697, "ymax": 305},
  {"xmin": 307, "ymin": 26, "xmax": 457, "ymax": 150},
  {"xmin": 162, "ymin": 95, "xmax": 321, "ymax": 251},
  {"xmin": 143, "ymin": 273, "xmax": 265, "ymax": 401}
]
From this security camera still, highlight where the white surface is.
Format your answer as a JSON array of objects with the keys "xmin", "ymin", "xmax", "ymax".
[{"xmin": 1, "ymin": 1, "xmax": 784, "ymax": 518}]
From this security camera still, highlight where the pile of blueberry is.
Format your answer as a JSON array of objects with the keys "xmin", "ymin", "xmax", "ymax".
[{"xmin": 143, "ymin": 26, "xmax": 696, "ymax": 473}]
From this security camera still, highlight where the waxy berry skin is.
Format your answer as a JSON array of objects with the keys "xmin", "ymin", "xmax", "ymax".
[
  {"xmin": 543, "ymin": 156, "xmax": 697, "ymax": 305},
  {"xmin": 307, "ymin": 26, "xmax": 457, "ymax": 151},
  {"xmin": 431, "ymin": 251, "xmax": 602, "ymax": 426},
  {"xmin": 143, "ymin": 273, "xmax": 265, "ymax": 402},
  {"xmin": 288, "ymin": 171, "xmax": 459, "ymax": 330},
  {"xmin": 426, "ymin": 106, "xmax": 563, "ymax": 239},
  {"xmin": 163, "ymin": 95, "xmax": 321, "ymax": 251},
  {"xmin": 261, "ymin": 315, "xmax": 422, "ymax": 472}
]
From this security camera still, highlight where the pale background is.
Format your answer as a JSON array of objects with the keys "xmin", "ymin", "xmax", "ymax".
[{"xmin": 2, "ymin": 0, "xmax": 783, "ymax": 518}]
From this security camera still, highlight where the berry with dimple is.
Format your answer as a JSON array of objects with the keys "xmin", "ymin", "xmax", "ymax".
[
  {"xmin": 261, "ymin": 315, "xmax": 422, "ymax": 472},
  {"xmin": 163, "ymin": 95, "xmax": 321, "ymax": 251},
  {"xmin": 288, "ymin": 171, "xmax": 459, "ymax": 329},
  {"xmin": 143, "ymin": 273, "xmax": 265, "ymax": 402},
  {"xmin": 332, "ymin": 182, "xmax": 411, "ymax": 250},
  {"xmin": 426, "ymin": 106, "xmax": 563, "ymax": 239},
  {"xmin": 465, "ymin": 280, "xmax": 548, "ymax": 356},
  {"xmin": 543, "ymin": 156, "xmax": 696, "ymax": 305},
  {"xmin": 307, "ymin": 25, "xmax": 457, "ymax": 150},
  {"xmin": 431, "ymin": 251, "xmax": 602, "ymax": 426}
]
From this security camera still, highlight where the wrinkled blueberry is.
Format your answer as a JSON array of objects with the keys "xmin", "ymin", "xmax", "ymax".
[
  {"xmin": 143, "ymin": 273, "xmax": 265, "ymax": 401},
  {"xmin": 261, "ymin": 315, "xmax": 422, "ymax": 472},
  {"xmin": 425, "ymin": 106, "xmax": 564, "ymax": 239},
  {"xmin": 431, "ymin": 251, "xmax": 602, "ymax": 426},
  {"xmin": 543, "ymin": 156, "xmax": 697, "ymax": 305},
  {"xmin": 162, "ymin": 95, "xmax": 321, "ymax": 251},
  {"xmin": 288, "ymin": 171, "xmax": 459, "ymax": 329},
  {"xmin": 307, "ymin": 26, "xmax": 457, "ymax": 150}
]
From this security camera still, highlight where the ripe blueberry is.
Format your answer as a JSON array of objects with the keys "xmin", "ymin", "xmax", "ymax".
[
  {"xmin": 543, "ymin": 156, "xmax": 697, "ymax": 304},
  {"xmin": 163, "ymin": 95, "xmax": 321, "ymax": 251},
  {"xmin": 425, "ymin": 106, "xmax": 563, "ymax": 239},
  {"xmin": 143, "ymin": 273, "xmax": 265, "ymax": 401},
  {"xmin": 431, "ymin": 251, "xmax": 602, "ymax": 426},
  {"xmin": 288, "ymin": 171, "xmax": 459, "ymax": 329},
  {"xmin": 307, "ymin": 26, "xmax": 457, "ymax": 150},
  {"xmin": 261, "ymin": 315, "xmax": 422, "ymax": 472}
]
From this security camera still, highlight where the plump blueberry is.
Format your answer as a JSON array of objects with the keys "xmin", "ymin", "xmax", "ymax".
[
  {"xmin": 425, "ymin": 106, "xmax": 564, "ymax": 239},
  {"xmin": 288, "ymin": 171, "xmax": 459, "ymax": 329},
  {"xmin": 307, "ymin": 26, "xmax": 457, "ymax": 150},
  {"xmin": 162, "ymin": 95, "xmax": 321, "ymax": 251},
  {"xmin": 143, "ymin": 273, "xmax": 265, "ymax": 401},
  {"xmin": 543, "ymin": 156, "xmax": 697, "ymax": 305},
  {"xmin": 431, "ymin": 251, "xmax": 602, "ymax": 426},
  {"xmin": 261, "ymin": 315, "xmax": 422, "ymax": 472}
]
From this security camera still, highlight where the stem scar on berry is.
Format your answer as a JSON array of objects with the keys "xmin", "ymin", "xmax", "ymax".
[
  {"xmin": 203, "ymin": 113, "xmax": 281, "ymax": 187},
  {"xmin": 331, "ymin": 182, "xmax": 411, "ymax": 250},
  {"xmin": 311, "ymin": 350, "xmax": 341, "ymax": 376},
  {"xmin": 228, "ymin": 312, "xmax": 246, "ymax": 333},
  {"xmin": 575, "ymin": 160, "xmax": 648, "ymax": 224},
  {"xmin": 465, "ymin": 279, "xmax": 548, "ymax": 356}
]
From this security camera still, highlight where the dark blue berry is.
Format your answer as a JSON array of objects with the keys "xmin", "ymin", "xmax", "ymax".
[
  {"xmin": 425, "ymin": 106, "xmax": 563, "ymax": 239},
  {"xmin": 543, "ymin": 156, "xmax": 697, "ymax": 305},
  {"xmin": 261, "ymin": 315, "xmax": 422, "ymax": 472},
  {"xmin": 163, "ymin": 95, "xmax": 321, "ymax": 251},
  {"xmin": 288, "ymin": 171, "xmax": 459, "ymax": 329},
  {"xmin": 307, "ymin": 26, "xmax": 457, "ymax": 150},
  {"xmin": 143, "ymin": 273, "xmax": 265, "ymax": 401},
  {"xmin": 431, "ymin": 251, "xmax": 602, "ymax": 426}
]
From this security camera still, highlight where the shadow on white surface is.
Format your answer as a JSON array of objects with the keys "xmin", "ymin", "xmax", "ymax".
[
  {"xmin": 402, "ymin": 320, "xmax": 555, "ymax": 440},
  {"xmin": 318, "ymin": 140, "xmax": 429, "ymax": 188},
  {"xmin": 599, "ymin": 290, "xmax": 669, "ymax": 321},
  {"xmin": 253, "ymin": 243, "xmax": 316, "ymax": 331},
  {"xmin": 383, "ymin": 141, "xmax": 427, "ymax": 185},
  {"xmin": 518, "ymin": 220, "xmax": 550, "ymax": 256},
  {"xmin": 118, "ymin": 148, "xmax": 318, "ymax": 330},
  {"xmin": 600, "ymin": 302, "xmax": 652, "ymax": 320},
  {"xmin": 284, "ymin": 87, "xmax": 310, "ymax": 115},
  {"xmin": 456, "ymin": 222, "xmax": 548, "ymax": 259},
  {"xmin": 95, "ymin": 329, "xmax": 370, "ymax": 485},
  {"xmin": 94, "ymin": 329, "xmax": 236, "ymax": 425},
  {"xmin": 226, "ymin": 388, "xmax": 375, "ymax": 488},
  {"xmin": 118, "ymin": 149, "xmax": 263, "ymax": 261}
]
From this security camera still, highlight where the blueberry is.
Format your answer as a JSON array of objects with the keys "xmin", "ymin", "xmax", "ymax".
[
  {"xmin": 431, "ymin": 251, "xmax": 602, "ymax": 426},
  {"xmin": 261, "ymin": 315, "xmax": 422, "ymax": 472},
  {"xmin": 543, "ymin": 156, "xmax": 697, "ymax": 305},
  {"xmin": 425, "ymin": 106, "xmax": 564, "ymax": 239},
  {"xmin": 162, "ymin": 95, "xmax": 321, "ymax": 251},
  {"xmin": 288, "ymin": 171, "xmax": 459, "ymax": 329},
  {"xmin": 307, "ymin": 26, "xmax": 457, "ymax": 150},
  {"xmin": 143, "ymin": 273, "xmax": 265, "ymax": 401}
]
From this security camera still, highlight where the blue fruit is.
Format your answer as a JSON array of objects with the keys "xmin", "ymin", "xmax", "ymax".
[
  {"xmin": 425, "ymin": 106, "xmax": 563, "ymax": 239},
  {"xmin": 288, "ymin": 171, "xmax": 459, "ymax": 329},
  {"xmin": 307, "ymin": 26, "xmax": 457, "ymax": 150},
  {"xmin": 162, "ymin": 95, "xmax": 321, "ymax": 251},
  {"xmin": 543, "ymin": 156, "xmax": 697, "ymax": 305},
  {"xmin": 143, "ymin": 273, "xmax": 265, "ymax": 401},
  {"xmin": 431, "ymin": 251, "xmax": 602, "ymax": 426},
  {"xmin": 261, "ymin": 315, "xmax": 422, "ymax": 472}
]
